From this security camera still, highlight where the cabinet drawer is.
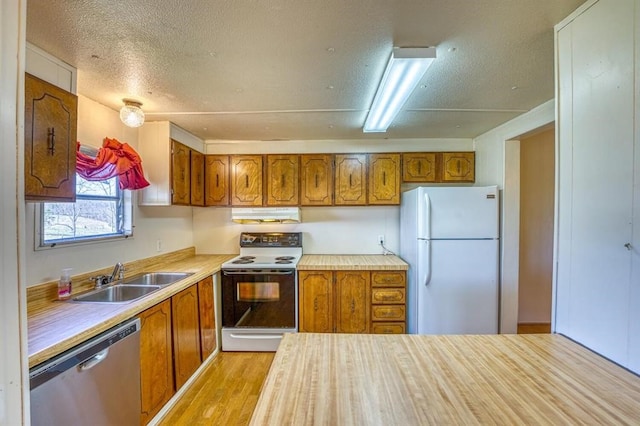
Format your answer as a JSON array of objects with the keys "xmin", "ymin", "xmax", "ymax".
[
  {"xmin": 371, "ymin": 305, "xmax": 405, "ymax": 321},
  {"xmin": 371, "ymin": 288, "xmax": 405, "ymax": 304},
  {"xmin": 371, "ymin": 271, "xmax": 405, "ymax": 287},
  {"xmin": 371, "ymin": 322, "xmax": 406, "ymax": 334}
]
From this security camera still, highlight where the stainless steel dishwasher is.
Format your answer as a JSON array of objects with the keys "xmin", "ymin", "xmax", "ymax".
[{"xmin": 30, "ymin": 318, "xmax": 141, "ymax": 425}]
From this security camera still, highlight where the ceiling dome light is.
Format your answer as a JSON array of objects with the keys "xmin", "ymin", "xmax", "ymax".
[{"xmin": 120, "ymin": 99, "xmax": 145, "ymax": 128}]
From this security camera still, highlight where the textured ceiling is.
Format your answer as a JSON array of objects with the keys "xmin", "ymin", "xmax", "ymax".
[{"xmin": 26, "ymin": 0, "xmax": 586, "ymax": 141}]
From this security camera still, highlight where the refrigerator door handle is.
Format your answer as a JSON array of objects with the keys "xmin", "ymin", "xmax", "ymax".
[
  {"xmin": 424, "ymin": 193, "xmax": 431, "ymax": 240},
  {"xmin": 422, "ymin": 239, "xmax": 432, "ymax": 286}
]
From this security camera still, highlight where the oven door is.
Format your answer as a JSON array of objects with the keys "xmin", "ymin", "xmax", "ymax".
[{"xmin": 221, "ymin": 269, "xmax": 296, "ymax": 329}]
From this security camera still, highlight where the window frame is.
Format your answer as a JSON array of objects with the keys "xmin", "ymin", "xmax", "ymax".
[{"xmin": 35, "ymin": 174, "xmax": 134, "ymax": 250}]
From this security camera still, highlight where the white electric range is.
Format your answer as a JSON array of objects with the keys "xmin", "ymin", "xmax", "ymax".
[{"xmin": 221, "ymin": 232, "xmax": 302, "ymax": 351}]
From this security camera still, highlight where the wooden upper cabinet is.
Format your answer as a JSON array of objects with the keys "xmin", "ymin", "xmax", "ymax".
[
  {"xmin": 139, "ymin": 299, "xmax": 174, "ymax": 425},
  {"xmin": 190, "ymin": 150, "xmax": 205, "ymax": 206},
  {"xmin": 266, "ymin": 154, "xmax": 299, "ymax": 206},
  {"xmin": 172, "ymin": 285, "xmax": 202, "ymax": 390},
  {"xmin": 368, "ymin": 153, "xmax": 400, "ymax": 205},
  {"xmin": 230, "ymin": 155, "xmax": 263, "ymax": 206},
  {"xmin": 335, "ymin": 271, "xmax": 370, "ymax": 333},
  {"xmin": 298, "ymin": 271, "xmax": 334, "ymax": 333},
  {"xmin": 205, "ymin": 155, "xmax": 229, "ymax": 206},
  {"xmin": 197, "ymin": 276, "xmax": 216, "ymax": 360},
  {"xmin": 402, "ymin": 152, "xmax": 438, "ymax": 183},
  {"xmin": 24, "ymin": 73, "xmax": 78, "ymax": 202},
  {"xmin": 334, "ymin": 154, "xmax": 367, "ymax": 205},
  {"xmin": 442, "ymin": 152, "xmax": 475, "ymax": 182},
  {"xmin": 300, "ymin": 154, "xmax": 333, "ymax": 206},
  {"xmin": 171, "ymin": 140, "xmax": 191, "ymax": 205}
]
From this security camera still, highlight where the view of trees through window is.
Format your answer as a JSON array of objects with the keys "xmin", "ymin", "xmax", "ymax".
[{"xmin": 42, "ymin": 175, "xmax": 125, "ymax": 244}]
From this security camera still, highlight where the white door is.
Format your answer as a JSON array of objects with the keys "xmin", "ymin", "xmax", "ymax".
[
  {"xmin": 555, "ymin": 0, "xmax": 634, "ymax": 367},
  {"xmin": 416, "ymin": 239, "xmax": 499, "ymax": 335}
]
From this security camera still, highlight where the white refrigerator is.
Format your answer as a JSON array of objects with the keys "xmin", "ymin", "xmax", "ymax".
[{"xmin": 400, "ymin": 186, "xmax": 500, "ymax": 334}]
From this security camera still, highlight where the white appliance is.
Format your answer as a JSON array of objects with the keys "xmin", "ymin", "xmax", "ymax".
[
  {"xmin": 221, "ymin": 232, "xmax": 302, "ymax": 351},
  {"xmin": 400, "ymin": 186, "xmax": 500, "ymax": 334},
  {"xmin": 231, "ymin": 207, "xmax": 301, "ymax": 223}
]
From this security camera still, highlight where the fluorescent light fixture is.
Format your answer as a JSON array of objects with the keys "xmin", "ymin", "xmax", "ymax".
[
  {"xmin": 363, "ymin": 47, "xmax": 436, "ymax": 133},
  {"xmin": 120, "ymin": 99, "xmax": 145, "ymax": 128}
]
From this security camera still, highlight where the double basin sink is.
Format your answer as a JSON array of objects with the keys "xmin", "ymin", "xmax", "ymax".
[{"xmin": 72, "ymin": 272, "xmax": 194, "ymax": 303}]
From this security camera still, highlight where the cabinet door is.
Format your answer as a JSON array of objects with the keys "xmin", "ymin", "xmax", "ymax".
[
  {"xmin": 230, "ymin": 155, "xmax": 263, "ymax": 206},
  {"xmin": 441, "ymin": 152, "xmax": 475, "ymax": 182},
  {"xmin": 205, "ymin": 155, "xmax": 229, "ymax": 206},
  {"xmin": 300, "ymin": 154, "xmax": 333, "ymax": 206},
  {"xmin": 334, "ymin": 154, "xmax": 367, "ymax": 205},
  {"xmin": 171, "ymin": 140, "xmax": 191, "ymax": 205},
  {"xmin": 190, "ymin": 150, "xmax": 205, "ymax": 206},
  {"xmin": 198, "ymin": 276, "xmax": 216, "ymax": 360},
  {"xmin": 298, "ymin": 271, "xmax": 333, "ymax": 333},
  {"xmin": 266, "ymin": 154, "xmax": 299, "ymax": 206},
  {"xmin": 335, "ymin": 271, "xmax": 370, "ymax": 333},
  {"xmin": 139, "ymin": 300, "xmax": 174, "ymax": 425},
  {"xmin": 172, "ymin": 285, "xmax": 202, "ymax": 390},
  {"xmin": 402, "ymin": 153, "xmax": 438, "ymax": 183},
  {"xmin": 24, "ymin": 73, "xmax": 77, "ymax": 202},
  {"xmin": 368, "ymin": 153, "xmax": 400, "ymax": 205}
]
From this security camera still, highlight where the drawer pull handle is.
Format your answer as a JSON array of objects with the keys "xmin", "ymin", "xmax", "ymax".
[
  {"xmin": 216, "ymin": 174, "xmax": 220, "ymax": 187},
  {"xmin": 245, "ymin": 175, "xmax": 249, "ymax": 188},
  {"xmin": 383, "ymin": 171, "xmax": 386, "ymax": 186},
  {"xmin": 314, "ymin": 297, "xmax": 318, "ymax": 311},
  {"xmin": 351, "ymin": 299, "xmax": 355, "ymax": 314},
  {"xmin": 315, "ymin": 174, "xmax": 319, "ymax": 188}
]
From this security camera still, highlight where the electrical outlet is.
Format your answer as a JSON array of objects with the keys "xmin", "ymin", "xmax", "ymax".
[
  {"xmin": 156, "ymin": 239, "xmax": 163, "ymax": 252},
  {"xmin": 378, "ymin": 235, "xmax": 385, "ymax": 245}
]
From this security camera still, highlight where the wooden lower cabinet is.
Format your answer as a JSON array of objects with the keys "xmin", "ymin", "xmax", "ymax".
[
  {"xmin": 298, "ymin": 271, "xmax": 334, "ymax": 333},
  {"xmin": 139, "ymin": 299, "xmax": 174, "ymax": 425},
  {"xmin": 335, "ymin": 271, "xmax": 370, "ymax": 333},
  {"xmin": 198, "ymin": 276, "xmax": 216, "ymax": 359},
  {"xmin": 172, "ymin": 284, "xmax": 202, "ymax": 390},
  {"xmin": 299, "ymin": 270, "xmax": 405, "ymax": 335}
]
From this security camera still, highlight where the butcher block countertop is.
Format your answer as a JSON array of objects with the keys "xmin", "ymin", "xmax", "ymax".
[
  {"xmin": 251, "ymin": 333, "xmax": 640, "ymax": 425},
  {"xmin": 297, "ymin": 254, "xmax": 408, "ymax": 270},
  {"xmin": 28, "ymin": 253, "xmax": 234, "ymax": 368}
]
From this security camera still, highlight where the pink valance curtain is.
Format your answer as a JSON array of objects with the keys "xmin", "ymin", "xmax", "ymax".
[{"xmin": 76, "ymin": 137, "xmax": 150, "ymax": 190}]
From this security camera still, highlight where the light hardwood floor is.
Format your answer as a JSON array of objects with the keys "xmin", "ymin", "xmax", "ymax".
[{"xmin": 159, "ymin": 352, "xmax": 274, "ymax": 425}]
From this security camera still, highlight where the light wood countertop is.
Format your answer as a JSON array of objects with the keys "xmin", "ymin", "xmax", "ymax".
[
  {"xmin": 297, "ymin": 255, "xmax": 408, "ymax": 270},
  {"xmin": 251, "ymin": 333, "xmax": 640, "ymax": 425},
  {"xmin": 28, "ymin": 254, "xmax": 234, "ymax": 368}
]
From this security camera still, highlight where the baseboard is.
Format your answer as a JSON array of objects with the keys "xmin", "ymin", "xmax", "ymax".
[{"xmin": 517, "ymin": 323, "xmax": 551, "ymax": 334}]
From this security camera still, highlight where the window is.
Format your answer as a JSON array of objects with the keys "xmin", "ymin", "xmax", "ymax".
[{"xmin": 39, "ymin": 174, "xmax": 133, "ymax": 247}]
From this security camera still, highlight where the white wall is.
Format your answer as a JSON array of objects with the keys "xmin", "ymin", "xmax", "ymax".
[
  {"xmin": 25, "ymin": 96, "xmax": 196, "ymax": 286},
  {"xmin": 195, "ymin": 139, "xmax": 473, "ymax": 255},
  {"xmin": 473, "ymin": 100, "xmax": 555, "ymax": 333},
  {"xmin": 1, "ymin": 0, "xmax": 28, "ymax": 423}
]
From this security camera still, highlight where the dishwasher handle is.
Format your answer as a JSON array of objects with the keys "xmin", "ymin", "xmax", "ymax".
[{"xmin": 78, "ymin": 348, "xmax": 109, "ymax": 371}]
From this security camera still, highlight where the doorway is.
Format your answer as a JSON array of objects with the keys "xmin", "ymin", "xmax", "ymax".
[
  {"xmin": 504, "ymin": 125, "xmax": 555, "ymax": 334},
  {"xmin": 517, "ymin": 127, "xmax": 555, "ymax": 333}
]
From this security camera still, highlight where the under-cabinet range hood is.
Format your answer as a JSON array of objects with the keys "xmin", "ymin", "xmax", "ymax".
[{"xmin": 231, "ymin": 207, "xmax": 301, "ymax": 224}]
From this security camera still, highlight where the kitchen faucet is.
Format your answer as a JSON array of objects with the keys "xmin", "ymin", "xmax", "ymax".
[{"xmin": 110, "ymin": 262, "xmax": 125, "ymax": 282}]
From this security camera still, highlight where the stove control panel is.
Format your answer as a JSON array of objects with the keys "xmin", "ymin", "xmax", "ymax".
[{"xmin": 239, "ymin": 232, "xmax": 302, "ymax": 248}]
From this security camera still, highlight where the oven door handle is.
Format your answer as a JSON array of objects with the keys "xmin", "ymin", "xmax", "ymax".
[
  {"xmin": 229, "ymin": 333, "xmax": 283, "ymax": 340},
  {"xmin": 222, "ymin": 270, "xmax": 295, "ymax": 276}
]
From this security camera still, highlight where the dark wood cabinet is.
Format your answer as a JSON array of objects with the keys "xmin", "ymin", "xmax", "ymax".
[
  {"xmin": 335, "ymin": 271, "xmax": 370, "ymax": 333},
  {"xmin": 205, "ymin": 155, "xmax": 229, "ymax": 206},
  {"xmin": 197, "ymin": 276, "xmax": 216, "ymax": 360},
  {"xmin": 171, "ymin": 140, "xmax": 191, "ymax": 205},
  {"xmin": 172, "ymin": 285, "xmax": 202, "ymax": 390},
  {"xmin": 300, "ymin": 154, "xmax": 333, "ymax": 206},
  {"xmin": 334, "ymin": 154, "xmax": 367, "ymax": 205},
  {"xmin": 298, "ymin": 271, "xmax": 334, "ymax": 333},
  {"xmin": 190, "ymin": 150, "xmax": 205, "ymax": 206},
  {"xmin": 402, "ymin": 152, "xmax": 438, "ymax": 183},
  {"xmin": 368, "ymin": 153, "xmax": 400, "ymax": 205},
  {"xmin": 24, "ymin": 73, "xmax": 77, "ymax": 202},
  {"xmin": 266, "ymin": 154, "xmax": 299, "ymax": 206},
  {"xmin": 442, "ymin": 152, "xmax": 475, "ymax": 182},
  {"xmin": 230, "ymin": 155, "xmax": 263, "ymax": 206},
  {"xmin": 139, "ymin": 300, "xmax": 174, "ymax": 425}
]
